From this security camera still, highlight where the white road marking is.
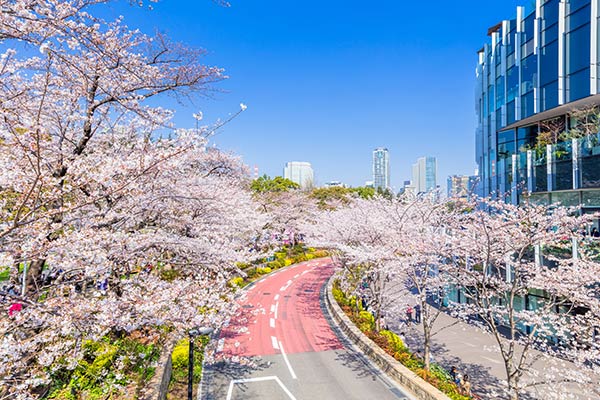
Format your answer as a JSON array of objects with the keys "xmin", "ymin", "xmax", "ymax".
[
  {"xmin": 301, "ymin": 270, "xmax": 309, "ymax": 275},
  {"xmin": 270, "ymin": 305, "xmax": 276, "ymax": 313},
  {"xmin": 271, "ymin": 336, "xmax": 279, "ymax": 350},
  {"xmin": 274, "ymin": 294, "xmax": 280, "ymax": 301},
  {"xmin": 278, "ymin": 340, "xmax": 298, "ymax": 380},
  {"xmin": 270, "ymin": 318, "xmax": 275, "ymax": 328},
  {"xmin": 294, "ymin": 274, "xmax": 300, "ymax": 279},
  {"xmin": 274, "ymin": 302, "xmax": 279, "ymax": 319},
  {"xmin": 226, "ymin": 376, "xmax": 297, "ymax": 400},
  {"xmin": 280, "ymin": 280, "xmax": 293, "ymax": 291},
  {"xmin": 481, "ymin": 355, "xmax": 502, "ymax": 364}
]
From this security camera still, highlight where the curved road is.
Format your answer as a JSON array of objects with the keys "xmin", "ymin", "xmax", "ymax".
[{"xmin": 201, "ymin": 258, "xmax": 412, "ymax": 400}]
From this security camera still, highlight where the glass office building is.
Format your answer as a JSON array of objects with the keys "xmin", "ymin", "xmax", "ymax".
[
  {"xmin": 475, "ymin": 0, "xmax": 600, "ymax": 214},
  {"xmin": 373, "ymin": 148, "xmax": 390, "ymax": 190}
]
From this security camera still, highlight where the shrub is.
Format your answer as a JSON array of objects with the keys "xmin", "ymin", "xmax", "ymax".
[
  {"xmin": 380, "ymin": 330, "xmax": 407, "ymax": 353},
  {"xmin": 284, "ymin": 258, "xmax": 293, "ymax": 266},
  {"xmin": 332, "ymin": 285, "xmax": 347, "ymax": 306},
  {"xmin": 267, "ymin": 260, "xmax": 284, "ymax": 269},
  {"xmin": 358, "ymin": 311, "xmax": 375, "ymax": 332},
  {"xmin": 228, "ymin": 277, "xmax": 244, "ymax": 288},
  {"xmin": 256, "ymin": 266, "xmax": 272, "ymax": 275}
]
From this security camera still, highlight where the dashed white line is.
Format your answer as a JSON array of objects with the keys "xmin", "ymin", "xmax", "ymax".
[
  {"xmin": 274, "ymin": 302, "xmax": 279, "ymax": 319},
  {"xmin": 271, "ymin": 336, "xmax": 279, "ymax": 350},
  {"xmin": 274, "ymin": 294, "xmax": 280, "ymax": 301},
  {"xmin": 270, "ymin": 317, "xmax": 275, "ymax": 328},
  {"xmin": 294, "ymin": 274, "xmax": 300, "ymax": 279},
  {"xmin": 280, "ymin": 280, "xmax": 293, "ymax": 291},
  {"xmin": 278, "ymin": 340, "xmax": 298, "ymax": 380},
  {"xmin": 270, "ymin": 304, "xmax": 276, "ymax": 313}
]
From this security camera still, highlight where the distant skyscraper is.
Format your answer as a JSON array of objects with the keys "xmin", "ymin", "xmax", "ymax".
[
  {"xmin": 372, "ymin": 148, "xmax": 390, "ymax": 190},
  {"xmin": 447, "ymin": 175, "xmax": 478, "ymax": 199},
  {"xmin": 411, "ymin": 156, "xmax": 437, "ymax": 194},
  {"xmin": 283, "ymin": 161, "xmax": 314, "ymax": 189}
]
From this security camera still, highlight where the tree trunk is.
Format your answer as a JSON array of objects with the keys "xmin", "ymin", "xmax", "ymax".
[
  {"xmin": 25, "ymin": 259, "xmax": 45, "ymax": 296},
  {"xmin": 423, "ymin": 322, "xmax": 431, "ymax": 370}
]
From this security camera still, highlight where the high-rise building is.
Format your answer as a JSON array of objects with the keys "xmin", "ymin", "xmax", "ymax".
[
  {"xmin": 411, "ymin": 156, "xmax": 437, "ymax": 194},
  {"xmin": 475, "ymin": 1, "xmax": 600, "ymax": 213},
  {"xmin": 447, "ymin": 175, "xmax": 478, "ymax": 199},
  {"xmin": 372, "ymin": 148, "xmax": 390, "ymax": 190},
  {"xmin": 283, "ymin": 161, "xmax": 314, "ymax": 189}
]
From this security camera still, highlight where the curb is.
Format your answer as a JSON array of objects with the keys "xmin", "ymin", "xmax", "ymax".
[{"xmin": 324, "ymin": 276, "xmax": 451, "ymax": 400}]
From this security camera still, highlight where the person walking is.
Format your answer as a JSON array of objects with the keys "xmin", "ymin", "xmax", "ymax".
[
  {"xmin": 414, "ymin": 303, "xmax": 421, "ymax": 323},
  {"xmin": 405, "ymin": 305, "xmax": 413, "ymax": 324}
]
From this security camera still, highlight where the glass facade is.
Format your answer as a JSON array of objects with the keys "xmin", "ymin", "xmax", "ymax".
[{"xmin": 475, "ymin": 1, "xmax": 600, "ymax": 210}]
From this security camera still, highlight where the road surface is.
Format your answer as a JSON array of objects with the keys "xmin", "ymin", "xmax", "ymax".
[{"xmin": 201, "ymin": 258, "xmax": 412, "ymax": 400}]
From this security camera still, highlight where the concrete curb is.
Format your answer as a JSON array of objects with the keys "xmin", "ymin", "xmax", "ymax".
[
  {"xmin": 324, "ymin": 276, "xmax": 451, "ymax": 400},
  {"xmin": 144, "ymin": 335, "xmax": 179, "ymax": 400}
]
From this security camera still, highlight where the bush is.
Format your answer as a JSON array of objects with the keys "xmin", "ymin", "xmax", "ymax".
[
  {"xmin": 267, "ymin": 260, "xmax": 284, "ymax": 269},
  {"xmin": 358, "ymin": 311, "xmax": 375, "ymax": 333},
  {"xmin": 228, "ymin": 276, "xmax": 244, "ymax": 288},
  {"xmin": 284, "ymin": 258, "xmax": 293, "ymax": 266},
  {"xmin": 380, "ymin": 330, "xmax": 407, "ymax": 353},
  {"xmin": 256, "ymin": 266, "xmax": 272, "ymax": 275}
]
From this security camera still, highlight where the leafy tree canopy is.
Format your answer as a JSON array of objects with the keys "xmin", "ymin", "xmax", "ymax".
[{"xmin": 251, "ymin": 175, "xmax": 300, "ymax": 193}]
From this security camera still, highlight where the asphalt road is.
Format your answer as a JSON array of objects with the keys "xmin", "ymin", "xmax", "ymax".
[{"xmin": 201, "ymin": 258, "xmax": 412, "ymax": 400}]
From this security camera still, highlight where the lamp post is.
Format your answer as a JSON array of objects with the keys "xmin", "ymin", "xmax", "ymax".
[{"xmin": 187, "ymin": 326, "xmax": 213, "ymax": 400}]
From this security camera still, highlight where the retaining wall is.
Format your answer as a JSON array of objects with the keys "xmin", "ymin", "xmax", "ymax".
[{"xmin": 324, "ymin": 277, "xmax": 450, "ymax": 400}]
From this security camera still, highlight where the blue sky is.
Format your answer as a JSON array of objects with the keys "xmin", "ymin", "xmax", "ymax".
[{"xmin": 109, "ymin": 0, "xmax": 530, "ymax": 189}]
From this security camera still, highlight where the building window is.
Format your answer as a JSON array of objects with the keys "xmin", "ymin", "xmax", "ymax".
[
  {"xmin": 521, "ymin": 55, "xmax": 537, "ymax": 95},
  {"xmin": 541, "ymin": 81, "xmax": 559, "ymax": 111},
  {"xmin": 522, "ymin": 91, "xmax": 535, "ymax": 119}
]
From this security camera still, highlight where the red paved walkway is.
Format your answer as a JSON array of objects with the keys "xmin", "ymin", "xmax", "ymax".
[{"xmin": 219, "ymin": 258, "xmax": 342, "ymax": 357}]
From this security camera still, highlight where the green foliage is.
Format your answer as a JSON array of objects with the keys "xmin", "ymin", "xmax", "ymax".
[
  {"xmin": 228, "ymin": 276, "xmax": 244, "ymax": 288},
  {"xmin": 47, "ymin": 334, "xmax": 161, "ymax": 399},
  {"xmin": 0, "ymin": 266, "xmax": 9, "ymax": 281},
  {"xmin": 349, "ymin": 186, "xmax": 376, "ymax": 199},
  {"xmin": 169, "ymin": 336, "xmax": 208, "ymax": 386},
  {"xmin": 250, "ymin": 175, "xmax": 299, "ymax": 193},
  {"xmin": 358, "ymin": 311, "xmax": 375, "ymax": 332},
  {"xmin": 332, "ymin": 284, "xmax": 348, "ymax": 307},
  {"xmin": 256, "ymin": 266, "xmax": 272, "ymax": 275},
  {"xmin": 160, "ymin": 269, "xmax": 181, "ymax": 282},
  {"xmin": 380, "ymin": 330, "xmax": 407, "ymax": 353},
  {"xmin": 310, "ymin": 186, "xmax": 351, "ymax": 208}
]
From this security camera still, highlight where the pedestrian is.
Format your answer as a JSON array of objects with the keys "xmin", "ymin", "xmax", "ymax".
[
  {"xmin": 406, "ymin": 305, "xmax": 413, "ymax": 323},
  {"xmin": 461, "ymin": 374, "xmax": 472, "ymax": 396},
  {"xmin": 380, "ymin": 314, "xmax": 388, "ymax": 330},
  {"xmin": 414, "ymin": 304, "xmax": 421, "ymax": 323},
  {"xmin": 593, "ymin": 227, "xmax": 600, "ymax": 238},
  {"xmin": 454, "ymin": 371, "xmax": 463, "ymax": 387},
  {"xmin": 449, "ymin": 366, "xmax": 457, "ymax": 382}
]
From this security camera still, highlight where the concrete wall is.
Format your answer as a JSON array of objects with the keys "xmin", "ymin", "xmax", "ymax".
[
  {"xmin": 142, "ymin": 336, "xmax": 178, "ymax": 400},
  {"xmin": 325, "ymin": 277, "xmax": 450, "ymax": 400}
]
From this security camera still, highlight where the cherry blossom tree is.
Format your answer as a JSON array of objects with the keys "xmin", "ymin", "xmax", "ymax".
[
  {"xmin": 0, "ymin": 1, "xmax": 267, "ymax": 398},
  {"xmin": 307, "ymin": 194, "xmax": 460, "ymax": 370},
  {"xmin": 447, "ymin": 199, "xmax": 600, "ymax": 399}
]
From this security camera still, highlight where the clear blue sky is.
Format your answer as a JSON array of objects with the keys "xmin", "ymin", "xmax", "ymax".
[{"xmin": 108, "ymin": 0, "xmax": 529, "ymax": 189}]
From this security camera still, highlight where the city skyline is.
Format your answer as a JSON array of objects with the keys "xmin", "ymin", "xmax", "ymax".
[{"xmin": 110, "ymin": 0, "xmax": 531, "ymax": 190}]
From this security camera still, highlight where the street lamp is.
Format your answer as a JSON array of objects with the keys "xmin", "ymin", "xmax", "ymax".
[{"xmin": 188, "ymin": 326, "xmax": 214, "ymax": 400}]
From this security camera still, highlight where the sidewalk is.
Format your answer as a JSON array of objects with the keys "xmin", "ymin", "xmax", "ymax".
[{"xmin": 391, "ymin": 311, "xmax": 599, "ymax": 400}]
